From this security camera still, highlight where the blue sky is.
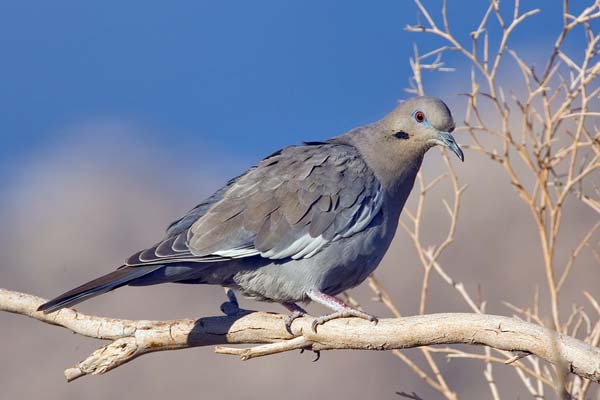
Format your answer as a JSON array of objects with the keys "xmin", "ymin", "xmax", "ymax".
[{"xmin": 0, "ymin": 1, "xmax": 579, "ymax": 186}]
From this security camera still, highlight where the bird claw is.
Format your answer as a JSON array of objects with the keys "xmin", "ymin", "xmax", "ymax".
[
  {"xmin": 299, "ymin": 348, "xmax": 321, "ymax": 362},
  {"xmin": 312, "ymin": 350, "xmax": 321, "ymax": 362},
  {"xmin": 311, "ymin": 309, "xmax": 378, "ymax": 333},
  {"xmin": 281, "ymin": 302, "xmax": 308, "ymax": 335},
  {"xmin": 284, "ymin": 310, "xmax": 306, "ymax": 335}
]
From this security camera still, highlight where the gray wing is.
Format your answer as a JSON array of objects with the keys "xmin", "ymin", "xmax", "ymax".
[
  {"xmin": 164, "ymin": 175, "xmax": 241, "ymax": 237},
  {"xmin": 126, "ymin": 142, "xmax": 383, "ymax": 266}
]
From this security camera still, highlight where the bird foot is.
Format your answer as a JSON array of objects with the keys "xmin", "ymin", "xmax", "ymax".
[
  {"xmin": 305, "ymin": 290, "xmax": 378, "ymax": 333},
  {"xmin": 220, "ymin": 288, "xmax": 242, "ymax": 316},
  {"xmin": 310, "ymin": 308, "xmax": 378, "ymax": 333},
  {"xmin": 281, "ymin": 302, "xmax": 308, "ymax": 335},
  {"xmin": 284, "ymin": 310, "xmax": 306, "ymax": 335}
]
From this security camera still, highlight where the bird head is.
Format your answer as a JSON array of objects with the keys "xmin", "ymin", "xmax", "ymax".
[{"xmin": 381, "ymin": 96, "xmax": 464, "ymax": 162}]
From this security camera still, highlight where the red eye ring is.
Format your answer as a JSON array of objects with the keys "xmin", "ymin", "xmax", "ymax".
[{"xmin": 414, "ymin": 111, "xmax": 425, "ymax": 123}]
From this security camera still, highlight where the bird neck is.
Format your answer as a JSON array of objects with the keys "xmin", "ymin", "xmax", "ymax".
[
  {"xmin": 371, "ymin": 148, "xmax": 424, "ymax": 206},
  {"xmin": 336, "ymin": 125, "xmax": 426, "ymax": 201}
]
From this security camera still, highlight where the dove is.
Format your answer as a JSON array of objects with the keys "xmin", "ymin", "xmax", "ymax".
[{"xmin": 38, "ymin": 96, "xmax": 463, "ymax": 332}]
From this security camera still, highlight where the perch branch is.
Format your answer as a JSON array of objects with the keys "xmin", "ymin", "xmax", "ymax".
[{"xmin": 2, "ymin": 288, "xmax": 600, "ymax": 384}]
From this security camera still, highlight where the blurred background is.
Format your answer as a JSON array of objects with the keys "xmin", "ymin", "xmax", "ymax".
[{"xmin": 1, "ymin": 1, "xmax": 597, "ymax": 399}]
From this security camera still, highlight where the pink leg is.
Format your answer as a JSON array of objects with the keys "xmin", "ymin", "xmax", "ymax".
[{"xmin": 307, "ymin": 289, "xmax": 378, "ymax": 332}]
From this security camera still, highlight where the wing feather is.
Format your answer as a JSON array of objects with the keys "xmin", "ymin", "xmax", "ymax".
[{"xmin": 125, "ymin": 142, "xmax": 384, "ymax": 267}]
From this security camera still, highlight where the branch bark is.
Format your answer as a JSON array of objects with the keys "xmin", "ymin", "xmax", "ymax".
[{"xmin": 2, "ymin": 288, "xmax": 599, "ymax": 384}]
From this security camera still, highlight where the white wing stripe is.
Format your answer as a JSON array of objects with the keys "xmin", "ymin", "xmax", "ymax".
[
  {"xmin": 213, "ymin": 248, "xmax": 260, "ymax": 258},
  {"xmin": 211, "ymin": 185, "xmax": 383, "ymax": 260}
]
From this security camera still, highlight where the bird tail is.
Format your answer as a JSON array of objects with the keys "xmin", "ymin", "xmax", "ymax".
[{"xmin": 37, "ymin": 265, "xmax": 162, "ymax": 313}]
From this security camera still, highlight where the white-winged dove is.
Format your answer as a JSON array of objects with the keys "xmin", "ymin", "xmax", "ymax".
[{"xmin": 39, "ymin": 96, "xmax": 463, "ymax": 332}]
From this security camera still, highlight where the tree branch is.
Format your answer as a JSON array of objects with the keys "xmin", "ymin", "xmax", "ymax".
[{"xmin": 2, "ymin": 288, "xmax": 599, "ymax": 384}]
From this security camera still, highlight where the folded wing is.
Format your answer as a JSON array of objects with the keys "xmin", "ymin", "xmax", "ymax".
[{"xmin": 126, "ymin": 142, "xmax": 383, "ymax": 266}]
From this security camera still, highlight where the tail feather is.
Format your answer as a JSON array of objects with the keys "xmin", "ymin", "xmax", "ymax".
[{"xmin": 37, "ymin": 265, "xmax": 162, "ymax": 313}]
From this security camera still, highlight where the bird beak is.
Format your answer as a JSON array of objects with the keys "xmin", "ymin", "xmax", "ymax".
[{"xmin": 436, "ymin": 131, "xmax": 464, "ymax": 162}]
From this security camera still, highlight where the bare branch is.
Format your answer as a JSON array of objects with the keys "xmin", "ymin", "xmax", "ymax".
[{"xmin": 2, "ymin": 288, "xmax": 600, "ymax": 385}]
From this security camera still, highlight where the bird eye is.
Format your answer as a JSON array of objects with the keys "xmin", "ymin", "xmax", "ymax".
[{"xmin": 414, "ymin": 111, "xmax": 426, "ymax": 123}]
